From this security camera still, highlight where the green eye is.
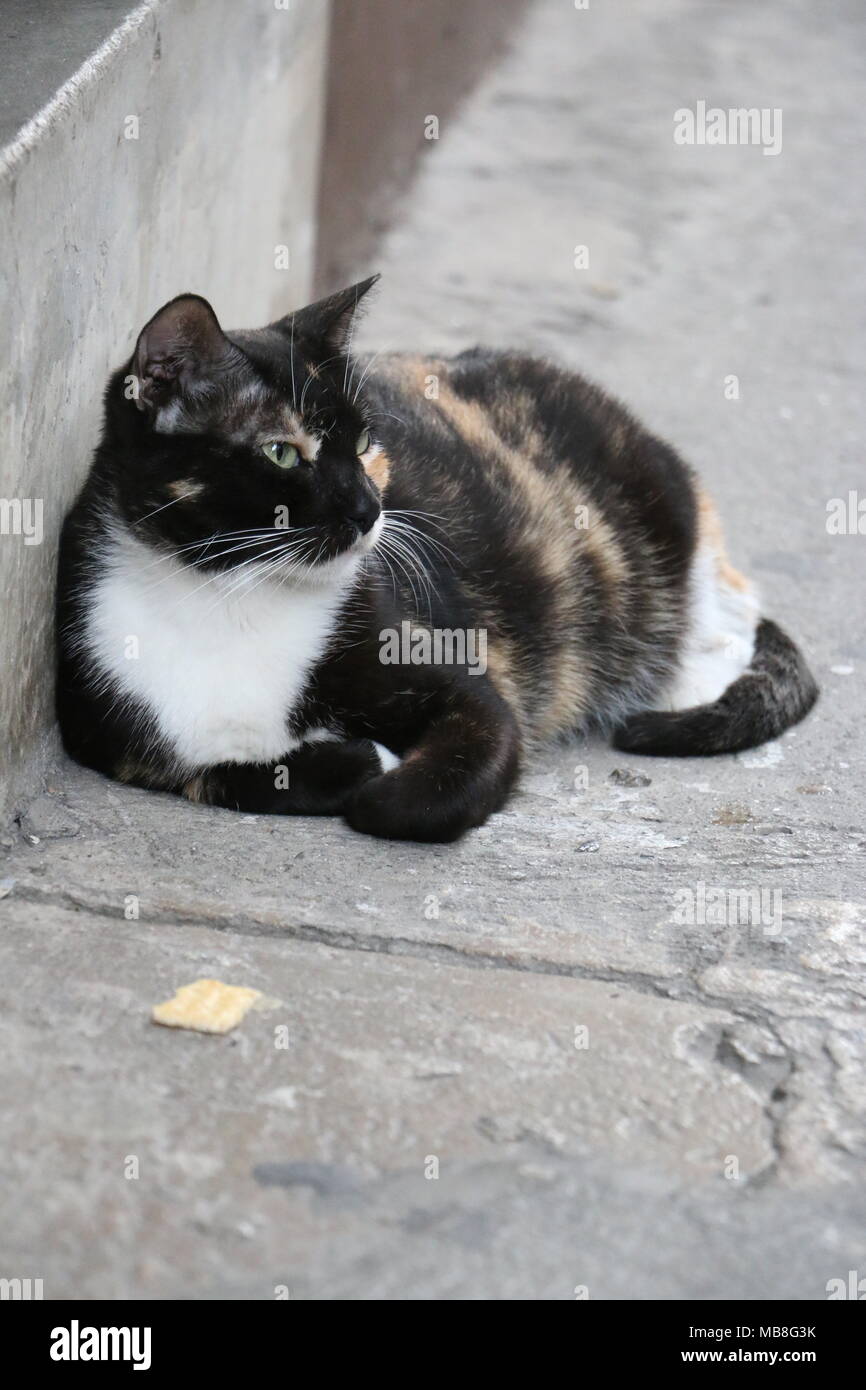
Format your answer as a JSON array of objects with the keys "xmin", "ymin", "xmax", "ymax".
[
  {"xmin": 355, "ymin": 429, "xmax": 371, "ymax": 456},
  {"xmin": 262, "ymin": 441, "xmax": 299, "ymax": 468}
]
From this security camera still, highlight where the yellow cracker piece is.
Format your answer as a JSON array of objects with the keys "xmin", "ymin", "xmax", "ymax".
[{"xmin": 151, "ymin": 978, "xmax": 262, "ymax": 1035}]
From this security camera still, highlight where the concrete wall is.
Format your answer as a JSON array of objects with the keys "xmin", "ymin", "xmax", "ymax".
[
  {"xmin": 316, "ymin": 0, "xmax": 529, "ymax": 292},
  {"xmin": 0, "ymin": 0, "xmax": 331, "ymax": 815}
]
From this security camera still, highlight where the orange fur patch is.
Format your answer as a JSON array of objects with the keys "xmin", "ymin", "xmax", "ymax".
[
  {"xmin": 697, "ymin": 488, "xmax": 750, "ymax": 592},
  {"xmin": 365, "ymin": 448, "xmax": 392, "ymax": 491},
  {"xmin": 484, "ymin": 636, "xmax": 526, "ymax": 726}
]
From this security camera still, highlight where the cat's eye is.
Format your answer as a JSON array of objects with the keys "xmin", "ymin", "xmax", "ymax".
[
  {"xmin": 355, "ymin": 429, "xmax": 371, "ymax": 456},
  {"xmin": 262, "ymin": 441, "xmax": 299, "ymax": 469}
]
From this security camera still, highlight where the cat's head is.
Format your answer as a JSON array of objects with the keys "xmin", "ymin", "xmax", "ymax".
[{"xmin": 108, "ymin": 275, "xmax": 387, "ymax": 585}]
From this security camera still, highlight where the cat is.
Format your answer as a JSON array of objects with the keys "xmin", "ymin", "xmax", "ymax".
[{"xmin": 55, "ymin": 276, "xmax": 818, "ymax": 842}]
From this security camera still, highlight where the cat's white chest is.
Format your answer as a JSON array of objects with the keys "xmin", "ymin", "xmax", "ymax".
[{"xmin": 83, "ymin": 533, "xmax": 347, "ymax": 768}]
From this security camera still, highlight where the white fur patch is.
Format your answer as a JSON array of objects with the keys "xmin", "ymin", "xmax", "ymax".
[
  {"xmin": 82, "ymin": 529, "xmax": 360, "ymax": 769},
  {"xmin": 656, "ymin": 541, "xmax": 760, "ymax": 712},
  {"xmin": 372, "ymin": 742, "xmax": 401, "ymax": 773}
]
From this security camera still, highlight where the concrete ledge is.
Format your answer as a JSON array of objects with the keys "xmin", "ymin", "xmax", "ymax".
[{"xmin": 0, "ymin": 0, "xmax": 331, "ymax": 815}]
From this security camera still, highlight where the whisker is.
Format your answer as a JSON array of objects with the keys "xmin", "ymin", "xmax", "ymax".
[
  {"xmin": 171, "ymin": 538, "xmax": 312, "ymax": 612},
  {"xmin": 134, "ymin": 526, "xmax": 298, "ymax": 573},
  {"xmin": 378, "ymin": 525, "xmax": 432, "ymax": 619},
  {"xmin": 210, "ymin": 548, "xmax": 308, "ymax": 610},
  {"xmin": 132, "ymin": 491, "xmax": 201, "ymax": 526},
  {"xmin": 300, "ymin": 351, "xmax": 346, "ymax": 419},
  {"xmin": 139, "ymin": 533, "xmax": 293, "ymax": 594},
  {"xmin": 386, "ymin": 507, "xmax": 453, "ymax": 536},
  {"xmin": 372, "ymin": 546, "xmax": 399, "ymax": 607},
  {"xmin": 351, "ymin": 346, "xmax": 388, "ymax": 405},
  {"xmin": 385, "ymin": 518, "xmax": 443, "ymax": 611},
  {"xmin": 238, "ymin": 540, "xmax": 320, "ymax": 601},
  {"xmin": 384, "ymin": 515, "xmax": 459, "ymax": 567},
  {"xmin": 198, "ymin": 554, "xmax": 310, "ymax": 616},
  {"xmin": 134, "ymin": 528, "xmax": 319, "ymax": 594},
  {"xmin": 365, "ymin": 409, "xmax": 408, "ymax": 430}
]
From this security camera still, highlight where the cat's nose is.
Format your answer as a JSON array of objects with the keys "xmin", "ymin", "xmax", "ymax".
[{"xmin": 344, "ymin": 498, "xmax": 380, "ymax": 535}]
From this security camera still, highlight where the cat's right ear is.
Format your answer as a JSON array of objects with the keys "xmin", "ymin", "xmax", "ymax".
[
  {"xmin": 131, "ymin": 294, "xmax": 233, "ymax": 412},
  {"xmin": 272, "ymin": 275, "xmax": 381, "ymax": 358}
]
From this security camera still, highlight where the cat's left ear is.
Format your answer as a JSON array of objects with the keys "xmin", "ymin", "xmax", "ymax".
[
  {"xmin": 273, "ymin": 274, "xmax": 380, "ymax": 357},
  {"xmin": 131, "ymin": 294, "xmax": 235, "ymax": 412}
]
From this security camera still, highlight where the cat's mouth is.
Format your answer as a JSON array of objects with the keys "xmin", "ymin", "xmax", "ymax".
[
  {"xmin": 323, "ymin": 511, "xmax": 384, "ymax": 562},
  {"xmin": 266, "ymin": 515, "xmax": 377, "ymax": 591},
  {"xmin": 355, "ymin": 512, "xmax": 384, "ymax": 554}
]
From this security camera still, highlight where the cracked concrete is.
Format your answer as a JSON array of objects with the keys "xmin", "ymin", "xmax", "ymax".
[{"xmin": 2, "ymin": 0, "xmax": 865, "ymax": 1298}]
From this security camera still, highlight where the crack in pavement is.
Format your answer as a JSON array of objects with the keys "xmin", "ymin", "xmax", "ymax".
[{"xmin": 9, "ymin": 877, "xmax": 847, "ymax": 1032}]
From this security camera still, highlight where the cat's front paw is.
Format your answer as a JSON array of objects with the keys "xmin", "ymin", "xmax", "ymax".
[{"xmin": 344, "ymin": 767, "xmax": 476, "ymax": 843}]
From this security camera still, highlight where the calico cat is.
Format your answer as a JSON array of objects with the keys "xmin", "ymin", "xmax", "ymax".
[{"xmin": 56, "ymin": 276, "xmax": 818, "ymax": 842}]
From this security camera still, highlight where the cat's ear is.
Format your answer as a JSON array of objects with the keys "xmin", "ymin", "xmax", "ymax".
[
  {"xmin": 274, "ymin": 274, "xmax": 380, "ymax": 358},
  {"xmin": 131, "ymin": 294, "xmax": 234, "ymax": 412}
]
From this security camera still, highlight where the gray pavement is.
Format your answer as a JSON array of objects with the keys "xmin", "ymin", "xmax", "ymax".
[{"xmin": 2, "ymin": 0, "xmax": 865, "ymax": 1299}]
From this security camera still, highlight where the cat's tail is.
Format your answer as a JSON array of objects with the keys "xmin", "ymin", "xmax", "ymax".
[{"xmin": 611, "ymin": 618, "xmax": 819, "ymax": 757}]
